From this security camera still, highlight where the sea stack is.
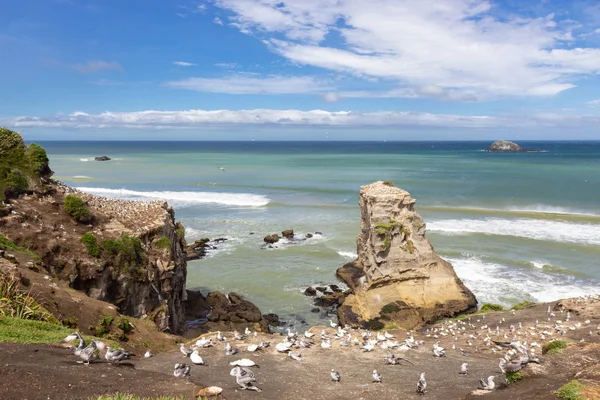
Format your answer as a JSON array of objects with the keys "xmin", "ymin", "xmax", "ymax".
[
  {"xmin": 336, "ymin": 181, "xmax": 477, "ymax": 329},
  {"xmin": 486, "ymin": 140, "xmax": 523, "ymax": 152}
]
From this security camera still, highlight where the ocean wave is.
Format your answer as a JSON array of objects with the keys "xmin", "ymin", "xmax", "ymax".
[
  {"xmin": 448, "ymin": 255, "xmax": 600, "ymax": 307},
  {"xmin": 420, "ymin": 205, "xmax": 600, "ymax": 218},
  {"xmin": 79, "ymin": 158, "xmax": 89, "ymax": 162},
  {"xmin": 337, "ymin": 251, "xmax": 357, "ymax": 259},
  {"xmin": 74, "ymin": 187, "xmax": 270, "ymax": 207},
  {"xmin": 428, "ymin": 218, "xmax": 600, "ymax": 245},
  {"xmin": 72, "ymin": 175, "xmax": 93, "ymax": 180}
]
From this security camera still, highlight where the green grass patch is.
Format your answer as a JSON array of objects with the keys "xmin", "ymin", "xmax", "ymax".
[
  {"xmin": 382, "ymin": 180, "xmax": 394, "ymax": 186},
  {"xmin": 505, "ymin": 371, "xmax": 524, "ymax": 385},
  {"xmin": 543, "ymin": 339, "xmax": 568, "ymax": 355},
  {"xmin": 511, "ymin": 300, "xmax": 537, "ymax": 310},
  {"xmin": 64, "ymin": 195, "xmax": 92, "ymax": 223},
  {"xmin": 0, "ymin": 316, "xmax": 116, "ymax": 346},
  {"xmin": 153, "ymin": 237, "xmax": 171, "ymax": 250},
  {"xmin": 101, "ymin": 235, "xmax": 147, "ymax": 279},
  {"xmin": 81, "ymin": 233, "xmax": 100, "ymax": 257},
  {"xmin": 0, "ymin": 233, "xmax": 41, "ymax": 261},
  {"xmin": 116, "ymin": 317, "xmax": 133, "ymax": 334},
  {"xmin": 381, "ymin": 303, "xmax": 401, "ymax": 314},
  {"xmin": 555, "ymin": 380, "xmax": 585, "ymax": 400},
  {"xmin": 0, "ymin": 271, "xmax": 56, "ymax": 322},
  {"xmin": 480, "ymin": 303, "xmax": 504, "ymax": 312}
]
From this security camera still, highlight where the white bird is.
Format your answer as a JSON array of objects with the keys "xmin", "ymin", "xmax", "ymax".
[
  {"xmin": 144, "ymin": 350, "xmax": 153, "ymax": 358},
  {"xmin": 276, "ymin": 341, "xmax": 292, "ymax": 352},
  {"xmin": 372, "ymin": 369, "xmax": 382, "ymax": 383},
  {"xmin": 304, "ymin": 330, "xmax": 315, "ymax": 338},
  {"xmin": 174, "ymin": 363, "xmax": 191, "ymax": 378},
  {"xmin": 229, "ymin": 358, "xmax": 257, "ymax": 367},
  {"xmin": 460, "ymin": 363, "xmax": 468, "ymax": 375},
  {"xmin": 190, "ymin": 350, "xmax": 205, "ymax": 365},
  {"xmin": 479, "ymin": 376, "xmax": 496, "ymax": 391},
  {"xmin": 288, "ymin": 351, "xmax": 302, "ymax": 361},
  {"xmin": 245, "ymin": 327, "xmax": 252, "ymax": 335},
  {"xmin": 69, "ymin": 341, "xmax": 98, "ymax": 365},
  {"xmin": 330, "ymin": 369, "xmax": 341, "ymax": 382},
  {"xmin": 417, "ymin": 372, "xmax": 427, "ymax": 395},
  {"xmin": 179, "ymin": 343, "xmax": 192, "ymax": 357},
  {"xmin": 230, "ymin": 366, "xmax": 261, "ymax": 391},
  {"xmin": 247, "ymin": 344, "xmax": 259, "ymax": 352},
  {"xmin": 219, "ymin": 167, "xmax": 225, "ymax": 171},
  {"xmin": 217, "ymin": 331, "xmax": 226, "ymax": 341},
  {"xmin": 329, "ymin": 319, "xmax": 338, "ymax": 329}
]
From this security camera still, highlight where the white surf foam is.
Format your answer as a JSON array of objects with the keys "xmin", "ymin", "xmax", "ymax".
[
  {"xmin": 73, "ymin": 175, "xmax": 93, "ymax": 180},
  {"xmin": 337, "ymin": 251, "xmax": 357, "ymax": 259},
  {"xmin": 75, "ymin": 187, "xmax": 270, "ymax": 207},
  {"xmin": 79, "ymin": 158, "xmax": 89, "ymax": 162},
  {"xmin": 448, "ymin": 255, "xmax": 600, "ymax": 307},
  {"xmin": 428, "ymin": 218, "xmax": 600, "ymax": 245}
]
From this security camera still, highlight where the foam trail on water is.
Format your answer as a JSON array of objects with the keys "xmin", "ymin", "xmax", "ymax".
[
  {"xmin": 75, "ymin": 187, "xmax": 270, "ymax": 207},
  {"xmin": 428, "ymin": 218, "xmax": 600, "ymax": 245},
  {"xmin": 337, "ymin": 251, "xmax": 357, "ymax": 259},
  {"xmin": 448, "ymin": 256, "xmax": 600, "ymax": 307}
]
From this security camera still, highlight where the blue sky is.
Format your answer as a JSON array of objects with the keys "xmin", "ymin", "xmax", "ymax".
[{"xmin": 1, "ymin": 0, "xmax": 600, "ymax": 140}]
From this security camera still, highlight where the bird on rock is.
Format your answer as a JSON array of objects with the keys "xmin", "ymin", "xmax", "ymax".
[{"xmin": 174, "ymin": 363, "xmax": 191, "ymax": 378}]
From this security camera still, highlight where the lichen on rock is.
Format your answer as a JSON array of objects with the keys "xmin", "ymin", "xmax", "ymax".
[{"xmin": 336, "ymin": 181, "xmax": 477, "ymax": 329}]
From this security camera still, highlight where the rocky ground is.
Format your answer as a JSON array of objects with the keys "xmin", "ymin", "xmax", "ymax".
[{"xmin": 1, "ymin": 297, "xmax": 599, "ymax": 400}]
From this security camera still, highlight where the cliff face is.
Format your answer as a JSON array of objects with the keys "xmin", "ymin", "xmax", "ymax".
[
  {"xmin": 336, "ymin": 181, "xmax": 477, "ymax": 329},
  {"xmin": 0, "ymin": 184, "xmax": 188, "ymax": 334}
]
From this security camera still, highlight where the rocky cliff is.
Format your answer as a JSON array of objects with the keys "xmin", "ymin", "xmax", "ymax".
[
  {"xmin": 336, "ymin": 181, "xmax": 477, "ymax": 329},
  {"xmin": 486, "ymin": 140, "xmax": 523, "ymax": 152}
]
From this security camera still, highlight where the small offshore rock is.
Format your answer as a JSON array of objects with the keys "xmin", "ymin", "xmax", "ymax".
[
  {"xmin": 281, "ymin": 229, "xmax": 294, "ymax": 239},
  {"xmin": 486, "ymin": 140, "xmax": 523, "ymax": 152},
  {"xmin": 94, "ymin": 156, "xmax": 111, "ymax": 161},
  {"xmin": 303, "ymin": 287, "xmax": 317, "ymax": 297},
  {"xmin": 264, "ymin": 233, "xmax": 280, "ymax": 244},
  {"xmin": 305, "ymin": 233, "xmax": 313, "ymax": 238},
  {"xmin": 262, "ymin": 313, "xmax": 281, "ymax": 327},
  {"xmin": 311, "ymin": 307, "xmax": 320, "ymax": 313}
]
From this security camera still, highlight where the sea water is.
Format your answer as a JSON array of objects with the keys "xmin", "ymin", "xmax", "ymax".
[{"xmin": 40, "ymin": 141, "xmax": 600, "ymax": 329}]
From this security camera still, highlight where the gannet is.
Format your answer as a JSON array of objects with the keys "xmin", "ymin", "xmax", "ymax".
[
  {"xmin": 180, "ymin": 343, "xmax": 192, "ymax": 357},
  {"xmin": 479, "ymin": 376, "xmax": 495, "ymax": 390},
  {"xmin": 288, "ymin": 351, "xmax": 302, "ymax": 361},
  {"xmin": 460, "ymin": 363, "xmax": 468, "ymax": 375},
  {"xmin": 174, "ymin": 363, "xmax": 191, "ymax": 378},
  {"xmin": 190, "ymin": 350, "xmax": 205, "ymax": 365},
  {"xmin": 229, "ymin": 358, "xmax": 257, "ymax": 367},
  {"xmin": 247, "ymin": 344, "xmax": 259, "ymax": 352},
  {"xmin": 416, "ymin": 372, "xmax": 427, "ymax": 395},
  {"xmin": 105, "ymin": 346, "xmax": 131, "ymax": 362},
  {"xmin": 372, "ymin": 369, "xmax": 382, "ymax": 383},
  {"xmin": 230, "ymin": 366, "xmax": 261, "ymax": 391},
  {"xmin": 144, "ymin": 350, "xmax": 153, "ymax": 358},
  {"xmin": 330, "ymin": 369, "xmax": 341, "ymax": 382}
]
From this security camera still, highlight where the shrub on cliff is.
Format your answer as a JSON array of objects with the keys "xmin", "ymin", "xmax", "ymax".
[
  {"xmin": 81, "ymin": 233, "xmax": 100, "ymax": 257},
  {"xmin": 64, "ymin": 195, "xmax": 92, "ymax": 223},
  {"xmin": 0, "ymin": 128, "xmax": 52, "ymax": 200}
]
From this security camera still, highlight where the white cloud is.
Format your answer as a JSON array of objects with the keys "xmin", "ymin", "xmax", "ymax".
[
  {"xmin": 587, "ymin": 99, "xmax": 600, "ymax": 106},
  {"xmin": 165, "ymin": 74, "xmax": 334, "ymax": 95},
  {"xmin": 212, "ymin": 0, "xmax": 600, "ymax": 99},
  {"xmin": 214, "ymin": 16, "xmax": 224, "ymax": 25},
  {"xmin": 5, "ymin": 108, "xmax": 600, "ymax": 132},
  {"xmin": 173, "ymin": 61, "xmax": 197, "ymax": 67}
]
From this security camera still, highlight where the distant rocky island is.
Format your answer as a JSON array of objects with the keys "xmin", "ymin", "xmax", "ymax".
[{"xmin": 486, "ymin": 140, "xmax": 541, "ymax": 153}]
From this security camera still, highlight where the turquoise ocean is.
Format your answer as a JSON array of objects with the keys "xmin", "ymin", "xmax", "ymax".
[{"xmin": 39, "ymin": 141, "xmax": 600, "ymax": 328}]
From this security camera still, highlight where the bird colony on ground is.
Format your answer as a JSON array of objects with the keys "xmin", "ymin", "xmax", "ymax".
[{"xmin": 61, "ymin": 295, "xmax": 600, "ymax": 396}]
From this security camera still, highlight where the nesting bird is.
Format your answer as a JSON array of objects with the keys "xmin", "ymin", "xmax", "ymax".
[
  {"xmin": 174, "ymin": 363, "xmax": 191, "ymax": 378},
  {"xmin": 179, "ymin": 343, "xmax": 192, "ymax": 357},
  {"xmin": 230, "ymin": 366, "xmax": 261, "ymax": 391},
  {"xmin": 372, "ymin": 369, "xmax": 382, "ymax": 383},
  {"xmin": 416, "ymin": 372, "xmax": 427, "ymax": 395},
  {"xmin": 479, "ymin": 376, "xmax": 496, "ymax": 391},
  {"xmin": 330, "ymin": 369, "xmax": 341, "ymax": 382},
  {"xmin": 459, "ymin": 363, "xmax": 468, "ymax": 375},
  {"xmin": 190, "ymin": 350, "xmax": 205, "ymax": 365}
]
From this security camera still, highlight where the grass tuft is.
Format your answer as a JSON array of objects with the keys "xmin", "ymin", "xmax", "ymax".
[
  {"xmin": 511, "ymin": 300, "xmax": 537, "ymax": 310},
  {"xmin": 480, "ymin": 303, "xmax": 504, "ymax": 312},
  {"xmin": 543, "ymin": 339, "xmax": 568, "ymax": 355},
  {"xmin": 0, "ymin": 270, "xmax": 57, "ymax": 323},
  {"xmin": 555, "ymin": 380, "xmax": 585, "ymax": 400},
  {"xmin": 90, "ymin": 394, "xmax": 195, "ymax": 400},
  {"xmin": 505, "ymin": 371, "xmax": 524, "ymax": 385}
]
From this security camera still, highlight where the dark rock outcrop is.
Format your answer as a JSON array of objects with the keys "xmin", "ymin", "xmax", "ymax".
[
  {"xmin": 94, "ymin": 156, "xmax": 111, "ymax": 161},
  {"xmin": 335, "ymin": 181, "xmax": 478, "ymax": 329},
  {"xmin": 185, "ymin": 238, "xmax": 227, "ymax": 261},
  {"xmin": 199, "ymin": 291, "xmax": 270, "ymax": 332},
  {"xmin": 263, "ymin": 234, "xmax": 280, "ymax": 244}
]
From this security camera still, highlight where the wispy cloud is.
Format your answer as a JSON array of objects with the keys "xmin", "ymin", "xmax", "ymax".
[
  {"xmin": 52, "ymin": 60, "xmax": 123, "ymax": 73},
  {"xmin": 214, "ymin": 62, "xmax": 238, "ymax": 69},
  {"xmin": 5, "ymin": 108, "xmax": 600, "ymax": 134},
  {"xmin": 587, "ymin": 99, "xmax": 600, "ymax": 106},
  {"xmin": 212, "ymin": 0, "xmax": 600, "ymax": 100},
  {"xmin": 173, "ymin": 61, "xmax": 196, "ymax": 67},
  {"xmin": 165, "ymin": 74, "xmax": 334, "ymax": 95}
]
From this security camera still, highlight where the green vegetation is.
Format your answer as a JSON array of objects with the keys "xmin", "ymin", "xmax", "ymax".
[
  {"xmin": 116, "ymin": 317, "xmax": 133, "ymax": 334},
  {"xmin": 0, "ymin": 127, "xmax": 51, "ymax": 200},
  {"xmin": 0, "ymin": 317, "xmax": 117, "ymax": 346},
  {"xmin": 480, "ymin": 303, "xmax": 504, "ymax": 312},
  {"xmin": 60, "ymin": 316, "xmax": 78, "ymax": 329},
  {"xmin": 511, "ymin": 300, "xmax": 537, "ymax": 310},
  {"xmin": 0, "ymin": 233, "xmax": 40, "ymax": 261},
  {"xmin": 412, "ymin": 221, "xmax": 422, "ymax": 229},
  {"xmin": 102, "ymin": 235, "xmax": 147, "ymax": 279},
  {"xmin": 175, "ymin": 222, "xmax": 186, "ymax": 245},
  {"xmin": 382, "ymin": 180, "xmax": 394, "ymax": 186},
  {"xmin": 64, "ymin": 195, "xmax": 93, "ymax": 223},
  {"xmin": 90, "ymin": 394, "xmax": 191, "ymax": 400},
  {"xmin": 81, "ymin": 233, "xmax": 100, "ymax": 257},
  {"xmin": 375, "ymin": 220, "xmax": 402, "ymax": 235},
  {"xmin": 365, "ymin": 318, "xmax": 385, "ymax": 331},
  {"xmin": 505, "ymin": 371, "xmax": 524, "ymax": 385},
  {"xmin": 154, "ymin": 237, "xmax": 171, "ymax": 250},
  {"xmin": 382, "ymin": 236, "xmax": 391, "ymax": 250},
  {"xmin": 543, "ymin": 339, "xmax": 568, "ymax": 355},
  {"xmin": 102, "ymin": 238, "xmax": 123, "ymax": 255},
  {"xmin": 384, "ymin": 322, "xmax": 400, "ymax": 330},
  {"xmin": 381, "ymin": 303, "xmax": 401, "ymax": 314},
  {"xmin": 555, "ymin": 380, "xmax": 585, "ymax": 400},
  {"xmin": 0, "ymin": 270, "xmax": 56, "ymax": 323},
  {"xmin": 95, "ymin": 314, "xmax": 114, "ymax": 337}
]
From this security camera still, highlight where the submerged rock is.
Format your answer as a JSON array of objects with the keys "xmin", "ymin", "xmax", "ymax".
[
  {"xmin": 94, "ymin": 156, "xmax": 111, "ymax": 161},
  {"xmin": 336, "ymin": 181, "xmax": 477, "ymax": 329}
]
